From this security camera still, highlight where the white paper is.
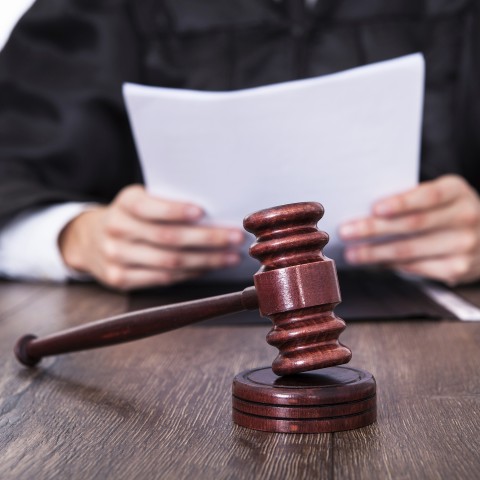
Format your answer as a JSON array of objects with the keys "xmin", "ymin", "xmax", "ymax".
[{"xmin": 123, "ymin": 54, "xmax": 425, "ymax": 280}]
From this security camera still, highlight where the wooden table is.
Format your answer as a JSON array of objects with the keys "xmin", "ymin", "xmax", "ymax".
[{"xmin": 0, "ymin": 280, "xmax": 479, "ymax": 480}]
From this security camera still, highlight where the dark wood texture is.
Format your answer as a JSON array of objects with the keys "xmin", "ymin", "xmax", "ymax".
[
  {"xmin": 14, "ymin": 202, "xmax": 351, "ymax": 377},
  {"xmin": 232, "ymin": 366, "xmax": 376, "ymax": 433},
  {"xmin": 236, "ymin": 202, "xmax": 371, "ymax": 432},
  {"xmin": 14, "ymin": 286, "xmax": 258, "ymax": 366},
  {"xmin": 1, "ymin": 280, "xmax": 479, "ymax": 479},
  {"xmin": 245, "ymin": 202, "xmax": 351, "ymax": 375},
  {"xmin": 12, "ymin": 202, "xmax": 370, "ymax": 433}
]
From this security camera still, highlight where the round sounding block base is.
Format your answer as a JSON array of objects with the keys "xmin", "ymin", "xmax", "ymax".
[{"xmin": 232, "ymin": 365, "xmax": 377, "ymax": 433}]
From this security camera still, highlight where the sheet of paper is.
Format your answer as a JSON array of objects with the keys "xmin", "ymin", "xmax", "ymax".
[{"xmin": 123, "ymin": 54, "xmax": 425, "ymax": 280}]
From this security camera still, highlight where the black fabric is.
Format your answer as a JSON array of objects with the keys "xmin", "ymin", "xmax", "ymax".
[
  {"xmin": 128, "ymin": 268, "xmax": 456, "ymax": 322},
  {"xmin": 0, "ymin": 0, "xmax": 479, "ymax": 227},
  {"xmin": 0, "ymin": 0, "xmax": 142, "ymax": 226}
]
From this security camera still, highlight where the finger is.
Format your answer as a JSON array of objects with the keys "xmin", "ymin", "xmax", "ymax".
[
  {"xmin": 100, "ymin": 266, "xmax": 203, "ymax": 291},
  {"xmin": 102, "ymin": 240, "xmax": 242, "ymax": 271},
  {"xmin": 394, "ymin": 255, "xmax": 475, "ymax": 286},
  {"xmin": 105, "ymin": 209, "xmax": 245, "ymax": 248},
  {"xmin": 339, "ymin": 196, "xmax": 479, "ymax": 241},
  {"xmin": 154, "ymin": 225, "xmax": 244, "ymax": 249},
  {"xmin": 115, "ymin": 185, "xmax": 204, "ymax": 222},
  {"xmin": 344, "ymin": 228, "xmax": 478, "ymax": 265},
  {"xmin": 372, "ymin": 175, "xmax": 469, "ymax": 218}
]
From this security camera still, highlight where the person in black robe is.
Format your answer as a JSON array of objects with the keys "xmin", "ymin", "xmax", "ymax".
[{"xmin": 0, "ymin": 0, "xmax": 479, "ymax": 290}]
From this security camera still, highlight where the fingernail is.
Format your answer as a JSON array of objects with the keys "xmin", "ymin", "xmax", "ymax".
[
  {"xmin": 339, "ymin": 223, "xmax": 358, "ymax": 239},
  {"xmin": 345, "ymin": 248, "xmax": 359, "ymax": 264},
  {"xmin": 186, "ymin": 205, "xmax": 203, "ymax": 219},
  {"xmin": 229, "ymin": 230, "xmax": 245, "ymax": 244},
  {"xmin": 226, "ymin": 253, "xmax": 241, "ymax": 265},
  {"xmin": 373, "ymin": 201, "xmax": 394, "ymax": 216}
]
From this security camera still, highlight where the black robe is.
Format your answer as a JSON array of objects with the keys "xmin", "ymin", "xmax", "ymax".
[{"xmin": 0, "ymin": 0, "xmax": 479, "ymax": 227}]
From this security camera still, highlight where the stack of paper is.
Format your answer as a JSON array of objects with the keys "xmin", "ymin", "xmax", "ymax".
[{"xmin": 123, "ymin": 54, "xmax": 424, "ymax": 280}]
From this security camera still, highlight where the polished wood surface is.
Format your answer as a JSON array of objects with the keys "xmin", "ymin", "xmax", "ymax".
[
  {"xmin": 15, "ymin": 202, "xmax": 351, "ymax": 376},
  {"xmin": 1, "ymin": 280, "xmax": 479, "ymax": 479},
  {"xmin": 245, "ymin": 202, "xmax": 352, "ymax": 375},
  {"xmin": 13, "ymin": 203, "xmax": 373, "ymax": 433},
  {"xmin": 232, "ymin": 366, "xmax": 376, "ymax": 433},
  {"xmin": 14, "ymin": 286, "xmax": 258, "ymax": 366}
]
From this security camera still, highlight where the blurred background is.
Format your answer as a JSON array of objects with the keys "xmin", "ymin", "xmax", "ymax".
[{"xmin": 0, "ymin": 0, "xmax": 35, "ymax": 50}]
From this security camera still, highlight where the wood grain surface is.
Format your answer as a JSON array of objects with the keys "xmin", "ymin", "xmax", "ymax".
[{"xmin": 0, "ymin": 280, "xmax": 479, "ymax": 480}]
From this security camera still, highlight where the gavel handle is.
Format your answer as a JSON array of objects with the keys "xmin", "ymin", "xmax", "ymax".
[{"xmin": 15, "ymin": 286, "xmax": 259, "ymax": 367}]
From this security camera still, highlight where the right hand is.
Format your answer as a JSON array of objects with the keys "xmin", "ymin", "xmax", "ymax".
[{"xmin": 59, "ymin": 185, "xmax": 245, "ymax": 290}]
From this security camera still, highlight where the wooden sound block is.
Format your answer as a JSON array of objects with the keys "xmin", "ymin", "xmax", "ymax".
[{"xmin": 232, "ymin": 366, "xmax": 376, "ymax": 433}]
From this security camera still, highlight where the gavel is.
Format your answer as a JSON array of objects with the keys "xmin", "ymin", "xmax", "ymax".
[
  {"xmin": 14, "ymin": 202, "xmax": 376, "ymax": 433},
  {"xmin": 15, "ymin": 202, "xmax": 350, "ymax": 373}
]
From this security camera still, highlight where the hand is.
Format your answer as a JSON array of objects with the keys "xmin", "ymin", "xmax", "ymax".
[
  {"xmin": 339, "ymin": 175, "xmax": 480, "ymax": 285},
  {"xmin": 59, "ymin": 185, "xmax": 245, "ymax": 290}
]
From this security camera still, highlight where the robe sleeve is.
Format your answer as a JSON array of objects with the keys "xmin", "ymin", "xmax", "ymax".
[
  {"xmin": 0, "ymin": 0, "xmax": 143, "ymax": 227},
  {"xmin": 458, "ymin": 0, "xmax": 480, "ymax": 193}
]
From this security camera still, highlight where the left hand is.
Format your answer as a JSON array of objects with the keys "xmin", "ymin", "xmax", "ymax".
[{"xmin": 338, "ymin": 175, "xmax": 480, "ymax": 286}]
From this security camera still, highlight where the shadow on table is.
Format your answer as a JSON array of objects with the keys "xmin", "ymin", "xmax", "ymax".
[{"xmin": 128, "ymin": 268, "xmax": 454, "ymax": 324}]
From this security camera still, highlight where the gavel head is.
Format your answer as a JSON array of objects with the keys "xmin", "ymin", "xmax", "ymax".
[{"xmin": 243, "ymin": 202, "xmax": 352, "ymax": 376}]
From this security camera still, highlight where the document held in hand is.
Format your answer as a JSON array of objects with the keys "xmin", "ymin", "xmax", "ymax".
[{"xmin": 123, "ymin": 54, "xmax": 425, "ymax": 280}]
